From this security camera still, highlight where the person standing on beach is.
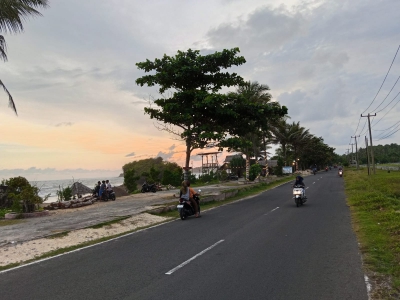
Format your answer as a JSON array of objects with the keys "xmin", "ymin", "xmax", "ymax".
[
  {"xmin": 99, "ymin": 180, "xmax": 106, "ymax": 199},
  {"xmin": 94, "ymin": 181, "xmax": 101, "ymax": 198}
]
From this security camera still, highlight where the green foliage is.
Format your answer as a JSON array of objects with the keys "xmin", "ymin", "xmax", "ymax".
[
  {"xmin": 161, "ymin": 169, "xmax": 182, "ymax": 186},
  {"xmin": 56, "ymin": 186, "xmax": 72, "ymax": 201},
  {"xmin": 0, "ymin": 208, "xmax": 11, "ymax": 218},
  {"xmin": 346, "ymin": 143, "xmax": 400, "ymax": 165},
  {"xmin": 1, "ymin": 176, "xmax": 43, "ymax": 212},
  {"xmin": 122, "ymin": 157, "xmax": 182, "ymax": 186},
  {"xmin": 249, "ymin": 164, "xmax": 262, "ymax": 181},
  {"xmin": 124, "ymin": 169, "xmax": 140, "ymax": 193},
  {"xmin": 274, "ymin": 157, "xmax": 284, "ymax": 176},
  {"xmin": 345, "ymin": 169, "xmax": 400, "ymax": 294},
  {"xmin": 136, "ymin": 48, "xmax": 248, "ymax": 173},
  {"xmin": 220, "ymin": 170, "xmax": 228, "ymax": 181}
]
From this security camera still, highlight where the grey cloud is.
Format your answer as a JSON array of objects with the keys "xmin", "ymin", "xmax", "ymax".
[
  {"xmin": 125, "ymin": 152, "xmax": 136, "ymax": 157},
  {"xmin": 55, "ymin": 122, "xmax": 73, "ymax": 127},
  {"xmin": 207, "ymin": 5, "xmax": 308, "ymax": 53},
  {"xmin": 168, "ymin": 144, "xmax": 176, "ymax": 151}
]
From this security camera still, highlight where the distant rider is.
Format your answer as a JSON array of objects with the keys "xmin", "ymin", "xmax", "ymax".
[{"xmin": 293, "ymin": 175, "xmax": 307, "ymax": 199}]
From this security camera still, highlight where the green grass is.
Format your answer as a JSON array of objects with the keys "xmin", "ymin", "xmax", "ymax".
[
  {"xmin": 85, "ymin": 216, "xmax": 131, "ymax": 229},
  {"xmin": 0, "ymin": 219, "xmax": 26, "ymax": 226},
  {"xmin": 344, "ymin": 169, "xmax": 400, "ymax": 298},
  {"xmin": 152, "ymin": 176, "xmax": 295, "ymax": 219}
]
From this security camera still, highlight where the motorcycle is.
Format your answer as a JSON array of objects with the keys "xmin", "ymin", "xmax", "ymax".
[
  {"xmin": 293, "ymin": 184, "xmax": 306, "ymax": 207},
  {"xmin": 325, "ymin": 167, "xmax": 328, "ymax": 172},
  {"xmin": 101, "ymin": 189, "xmax": 116, "ymax": 201},
  {"xmin": 141, "ymin": 182, "xmax": 157, "ymax": 193},
  {"xmin": 338, "ymin": 170, "xmax": 343, "ymax": 177},
  {"xmin": 313, "ymin": 169, "xmax": 317, "ymax": 175},
  {"xmin": 177, "ymin": 190, "xmax": 201, "ymax": 220}
]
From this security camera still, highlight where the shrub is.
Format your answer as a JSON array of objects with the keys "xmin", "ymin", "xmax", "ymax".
[
  {"xmin": 249, "ymin": 164, "xmax": 262, "ymax": 181},
  {"xmin": 124, "ymin": 169, "xmax": 140, "ymax": 193},
  {"xmin": 1, "ymin": 176, "xmax": 43, "ymax": 213}
]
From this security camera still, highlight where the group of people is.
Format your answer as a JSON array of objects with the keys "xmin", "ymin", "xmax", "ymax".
[
  {"xmin": 180, "ymin": 180, "xmax": 200, "ymax": 218},
  {"xmin": 93, "ymin": 180, "xmax": 113, "ymax": 199}
]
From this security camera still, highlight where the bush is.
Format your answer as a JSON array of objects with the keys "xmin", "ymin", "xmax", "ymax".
[
  {"xmin": 1, "ymin": 176, "xmax": 43, "ymax": 213},
  {"xmin": 124, "ymin": 169, "xmax": 140, "ymax": 193},
  {"xmin": 161, "ymin": 169, "xmax": 182, "ymax": 186},
  {"xmin": 249, "ymin": 164, "xmax": 262, "ymax": 181},
  {"xmin": 56, "ymin": 186, "xmax": 72, "ymax": 201}
]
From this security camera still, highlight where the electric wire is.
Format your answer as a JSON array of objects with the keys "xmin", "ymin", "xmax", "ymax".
[
  {"xmin": 371, "ymin": 93, "xmax": 400, "ymax": 128},
  {"xmin": 375, "ymin": 123, "xmax": 400, "ymax": 138},
  {"xmin": 377, "ymin": 128, "xmax": 400, "ymax": 141},
  {"xmin": 373, "ymin": 90, "xmax": 400, "ymax": 114},
  {"xmin": 371, "ymin": 76, "xmax": 400, "ymax": 113},
  {"xmin": 373, "ymin": 120, "xmax": 400, "ymax": 131},
  {"xmin": 361, "ymin": 44, "xmax": 400, "ymax": 115}
]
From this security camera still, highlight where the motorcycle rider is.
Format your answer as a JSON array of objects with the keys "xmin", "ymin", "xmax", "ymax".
[
  {"xmin": 293, "ymin": 175, "xmax": 306, "ymax": 199},
  {"xmin": 179, "ymin": 181, "xmax": 200, "ymax": 218}
]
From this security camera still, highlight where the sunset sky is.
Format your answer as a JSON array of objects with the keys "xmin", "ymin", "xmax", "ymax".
[{"xmin": 1, "ymin": 0, "xmax": 400, "ymax": 180}]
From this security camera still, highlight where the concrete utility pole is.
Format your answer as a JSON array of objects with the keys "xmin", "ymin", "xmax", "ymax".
[
  {"xmin": 365, "ymin": 136, "xmax": 371, "ymax": 175},
  {"xmin": 351, "ymin": 135, "xmax": 360, "ymax": 169},
  {"xmin": 361, "ymin": 113, "xmax": 376, "ymax": 174},
  {"xmin": 349, "ymin": 143, "xmax": 355, "ymax": 165}
]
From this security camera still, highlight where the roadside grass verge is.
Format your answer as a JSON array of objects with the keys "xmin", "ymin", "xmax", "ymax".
[
  {"xmin": 344, "ymin": 169, "xmax": 400, "ymax": 297},
  {"xmin": 0, "ymin": 219, "xmax": 25, "ymax": 227},
  {"xmin": 152, "ymin": 176, "xmax": 295, "ymax": 219}
]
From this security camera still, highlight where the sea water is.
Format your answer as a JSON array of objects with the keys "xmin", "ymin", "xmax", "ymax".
[{"xmin": 31, "ymin": 176, "xmax": 125, "ymax": 203}]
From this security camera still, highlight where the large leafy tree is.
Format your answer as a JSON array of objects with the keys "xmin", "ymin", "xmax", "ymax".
[
  {"xmin": 219, "ymin": 82, "xmax": 287, "ymax": 179},
  {"xmin": 136, "ymin": 48, "xmax": 246, "ymax": 179},
  {"xmin": 0, "ymin": 0, "xmax": 48, "ymax": 115}
]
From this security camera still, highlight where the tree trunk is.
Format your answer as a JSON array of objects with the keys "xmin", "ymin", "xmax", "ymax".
[
  {"xmin": 184, "ymin": 137, "xmax": 191, "ymax": 181},
  {"xmin": 245, "ymin": 155, "xmax": 250, "ymax": 182}
]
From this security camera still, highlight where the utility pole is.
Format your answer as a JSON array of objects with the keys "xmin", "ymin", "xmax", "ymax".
[
  {"xmin": 349, "ymin": 143, "xmax": 355, "ymax": 165},
  {"xmin": 351, "ymin": 135, "xmax": 360, "ymax": 169},
  {"xmin": 361, "ymin": 113, "xmax": 376, "ymax": 174},
  {"xmin": 365, "ymin": 136, "xmax": 370, "ymax": 175},
  {"xmin": 346, "ymin": 148, "xmax": 350, "ymax": 165}
]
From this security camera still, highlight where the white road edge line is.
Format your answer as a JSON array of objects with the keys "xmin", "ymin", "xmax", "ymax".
[
  {"xmin": 165, "ymin": 240, "xmax": 224, "ymax": 275},
  {"xmin": 264, "ymin": 207, "xmax": 279, "ymax": 215}
]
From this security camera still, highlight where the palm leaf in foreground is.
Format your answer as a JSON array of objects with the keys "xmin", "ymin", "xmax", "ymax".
[{"xmin": 0, "ymin": 80, "xmax": 17, "ymax": 115}]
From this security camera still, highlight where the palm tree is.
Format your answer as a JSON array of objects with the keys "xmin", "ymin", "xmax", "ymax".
[
  {"xmin": 0, "ymin": 0, "xmax": 48, "ymax": 115},
  {"xmin": 226, "ymin": 81, "xmax": 282, "ymax": 180}
]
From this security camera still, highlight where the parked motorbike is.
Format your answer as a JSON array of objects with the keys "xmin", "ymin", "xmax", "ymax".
[
  {"xmin": 101, "ymin": 189, "xmax": 116, "ymax": 201},
  {"xmin": 293, "ymin": 185, "xmax": 306, "ymax": 207},
  {"xmin": 338, "ymin": 170, "xmax": 343, "ymax": 177},
  {"xmin": 141, "ymin": 182, "xmax": 157, "ymax": 193},
  {"xmin": 177, "ymin": 190, "xmax": 201, "ymax": 220}
]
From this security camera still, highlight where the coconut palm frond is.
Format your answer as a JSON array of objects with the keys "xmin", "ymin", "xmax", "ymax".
[
  {"xmin": 0, "ymin": 80, "xmax": 17, "ymax": 115},
  {"xmin": 0, "ymin": 0, "xmax": 49, "ymax": 33},
  {"xmin": 0, "ymin": 35, "xmax": 6, "ymax": 61}
]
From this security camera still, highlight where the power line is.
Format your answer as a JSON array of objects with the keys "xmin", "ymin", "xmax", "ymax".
[
  {"xmin": 371, "ymin": 76, "xmax": 400, "ymax": 113},
  {"xmin": 377, "ymin": 128, "xmax": 400, "ymax": 141},
  {"xmin": 374, "ymin": 90, "xmax": 400, "ymax": 114},
  {"xmin": 361, "ymin": 44, "xmax": 400, "ymax": 114},
  {"xmin": 370, "ymin": 93, "xmax": 400, "ymax": 128},
  {"xmin": 375, "ymin": 123, "xmax": 400, "ymax": 138},
  {"xmin": 373, "ymin": 120, "xmax": 400, "ymax": 131}
]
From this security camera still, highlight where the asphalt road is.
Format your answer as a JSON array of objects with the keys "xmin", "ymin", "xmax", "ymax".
[{"xmin": 0, "ymin": 171, "xmax": 368, "ymax": 300}]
